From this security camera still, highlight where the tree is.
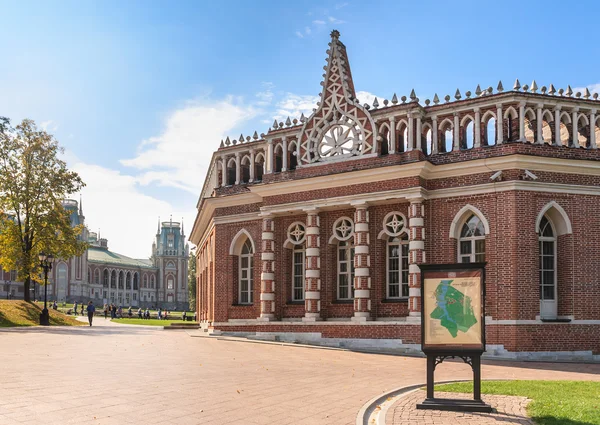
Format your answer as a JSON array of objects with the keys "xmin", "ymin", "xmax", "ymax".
[
  {"xmin": 188, "ymin": 249, "xmax": 196, "ymax": 311},
  {"xmin": 0, "ymin": 118, "xmax": 87, "ymax": 301}
]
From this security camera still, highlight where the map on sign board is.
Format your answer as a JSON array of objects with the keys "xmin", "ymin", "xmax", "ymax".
[{"xmin": 423, "ymin": 271, "xmax": 482, "ymax": 348}]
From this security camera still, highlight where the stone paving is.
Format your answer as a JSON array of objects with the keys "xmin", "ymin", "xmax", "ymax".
[
  {"xmin": 0, "ymin": 319, "xmax": 599, "ymax": 425},
  {"xmin": 387, "ymin": 390, "xmax": 533, "ymax": 425}
]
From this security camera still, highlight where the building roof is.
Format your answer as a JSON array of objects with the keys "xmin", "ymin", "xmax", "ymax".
[{"xmin": 87, "ymin": 246, "xmax": 156, "ymax": 269}]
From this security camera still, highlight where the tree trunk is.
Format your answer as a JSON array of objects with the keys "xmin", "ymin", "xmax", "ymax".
[{"xmin": 24, "ymin": 275, "xmax": 31, "ymax": 302}]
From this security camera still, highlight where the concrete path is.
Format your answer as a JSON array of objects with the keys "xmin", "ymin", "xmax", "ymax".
[{"xmin": 0, "ymin": 319, "xmax": 599, "ymax": 424}]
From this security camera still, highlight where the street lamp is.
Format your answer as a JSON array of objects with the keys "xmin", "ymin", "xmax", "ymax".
[
  {"xmin": 39, "ymin": 252, "xmax": 54, "ymax": 326},
  {"xmin": 5, "ymin": 280, "xmax": 10, "ymax": 300}
]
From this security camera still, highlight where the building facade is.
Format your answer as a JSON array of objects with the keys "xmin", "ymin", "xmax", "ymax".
[
  {"xmin": 1, "ymin": 200, "xmax": 190, "ymax": 311},
  {"xmin": 190, "ymin": 31, "xmax": 600, "ymax": 361}
]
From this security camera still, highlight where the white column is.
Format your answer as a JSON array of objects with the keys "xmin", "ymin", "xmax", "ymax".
[
  {"xmin": 221, "ymin": 156, "xmax": 227, "ymax": 187},
  {"xmin": 536, "ymin": 104, "xmax": 543, "ymax": 144},
  {"xmin": 352, "ymin": 202, "xmax": 371, "ymax": 321},
  {"xmin": 249, "ymin": 149, "xmax": 255, "ymax": 182},
  {"xmin": 389, "ymin": 117, "xmax": 396, "ymax": 154},
  {"xmin": 259, "ymin": 214, "xmax": 275, "ymax": 320},
  {"xmin": 474, "ymin": 108, "xmax": 481, "ymax": 148},
  {"xmin": 431, "ymin": 116, "xmax": 438, "ymax": 154},
  {"xmin": 519, "ymin": 102, "xmax": 526, "ymax": 142},
  {"xmin": 234, "ymin": 152, "xmax": 240, "ymax": 185},
  {"xmin": 282, "ymin": 137, "xmax": 288, "ymax": 172},
  {"xmin": 303, "ymin": 208, "xmax": 321, "ymax": 321},
  {"xmin": 591, "ymin": 110, "xmax": 597, "ymax": 149},
  {"xmin": 572, "ymin": 109, "xmax": 580, "ymax": 148},
  {"xmin": 496, "ymin": 104, "xmax": 503, "ymax": 144},
  {"xmin": 266, "ymin": 139, "xmax": 274, "ymax": 174},
  {"xmin": 453, "ymin": 113, "xmax": 460, "ymax": 150},
  {"xmin": 554, "ymin": 107, "xmax": 562, "ymax": 146},
  {"xmin": 415, "ymin": 115, "xmax": 422, "ymax": 151},
  {"xmin": 407, "ymin": 113, "xmax": 414, "ymax": 152}
]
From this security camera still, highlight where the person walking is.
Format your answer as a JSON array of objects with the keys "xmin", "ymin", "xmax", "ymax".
[
  {"xmin": 86, "ymin": 301, "xmax": 95, "ymax": 326},
  {"xmin": 158, "ymin": 308, "xmax": 162, "ymax": 320},
  {"xmin": 137, "ymin": 307, "xmax": 142, "ymax": 319},
  {"xmin": 80, "ymin": 303, "xmax": 84, "ymax": 316},
  {"xmin": 104, "ymin": 304, "xmax": 108, "ymax": 319},
  {"xmin": 73, "ymin": 301, "xmax": 78, "ymax": 316}
]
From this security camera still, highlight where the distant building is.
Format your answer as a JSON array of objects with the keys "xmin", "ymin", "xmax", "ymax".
[{"xmin": 1, "ymin": 199, "xmax": 190, "ymax": 310}]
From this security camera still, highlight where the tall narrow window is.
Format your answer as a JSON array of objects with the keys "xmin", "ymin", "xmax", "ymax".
[
  {"xmin": 387, "ymin": 233, "xmax": 409, "ymax": 298},
  {"xmin": 292, "ymin": 245, "xmax": 305, "ymax": 301},
  {"xmin": 103, "ymin": 270, "xmax": 109, "ymax": 288},
  {"xmin": 239, "ymin": 239, "xmax": 254, "ymax": 304},
  {"xmin": 539, "ymin": 216, "xmax": 556, "ymax": 318},
  {"xmin": 337, "ymin": 240, "xmax": 355, "ymax": 300},
  {"xmin": 458, "ymin": 215, "xmax": 485, "ymax": 263}
]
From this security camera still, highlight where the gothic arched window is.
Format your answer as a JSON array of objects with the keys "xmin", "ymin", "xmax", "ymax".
[
  {"xmin": 458, "ymin": 214, "xmax": 485, "ymax": 263},
  {"xmin": 337, "ymin": 240, "xmax": 354, "ymax": 300},
  {"xmin": 239, "ymin": 239, "xmax": 254, "ymax": 304},
  {"xmin": 539, "ymin": 216, "xmax": 557, "ymax": 319}
]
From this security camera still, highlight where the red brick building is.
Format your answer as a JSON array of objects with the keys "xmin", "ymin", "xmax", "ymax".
[{"xmin": 190, "ymin": 31, "xmax": 600, "ymax": 361}]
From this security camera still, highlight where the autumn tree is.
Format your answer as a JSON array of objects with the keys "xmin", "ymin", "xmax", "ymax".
[
  {"xmin": 0, "ymin": 118, "xmax": 87, "ymax": 301},
  {"xmin": 188, "ymin": 249, "xmax": 196, "ymax": 311}
]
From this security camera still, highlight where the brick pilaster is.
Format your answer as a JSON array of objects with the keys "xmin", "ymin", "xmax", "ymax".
[
  {"xmin": 352, "ymin": 203, "xmax": 371, "ymax": 320},
  {"xmin": 408, "ymin": 199, "xmax": 425, "ymax": 317},
  {"xmin": 303, "ymin": 209, "xmax": 321, "ymax": 321},
  {"xmin": 259, "ymin": 215, "xmax": 275, "ymax": 320}
]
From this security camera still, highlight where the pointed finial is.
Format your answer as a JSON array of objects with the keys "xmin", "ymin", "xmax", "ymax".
[
  {"xmin": 372, "ymin": 97, "xmax": 379, "ymax": 109},
  {"xmin": 79, "ymin": 194, "xmax": 83, "ymax": 215},
  {"xmin": 157, "ymin": 217, "xmax": 160, "ymax": 233},
  {"xmin": 391, "ymin": 93, "xmax": 398, "ymax": 105},
  {"xmin": 253, "ymin": 131, "xmax": 258, "ymax": 140},
  {"xmin": 300, "ymin": 113, "xmax": 306, "ymax": 123},
  {"xmin": 566, "ymin": 85, "xmax": 573, "ymax": 97},
  {"xmin": 225, "ymin": 137, "xmax": 231, "ymax": 146},
  {"xmin": 433, "ymin": 94, "xmax": 440, "ymax": 105},
  {"xmin": 285, "ymin": 117, "xmax": 292, "ymax": 126},
  {"xmin": 475, "ymin": 85, "xmax": 482, "ymax": 96},
  {"xmin": 497, "ymin": 81, "xmax": 504, "ymax": 92},
  {"xmin": 330, "ymin": 29, "xmax": 340, "ymax": 40},
  {"xmin": 410, "ymin": 89, "xmax": 416, "ymax": 100},
  {"xmin": 549, "ymin": 84, "xmax": 556, "ymax": 95},
  {"xmin": 454, "ymin": 89, "xmax": 461, "ymax": 100},
  {"xmin": 531, "ymin": 80, "xmax": 538, "ymax": 93},
  {"xmin": 585, "ymin": 88, "xmax": 591, "ymax": 99},
  {"xmin": 273, "ymin": 119, "xmax": 278, "ymax": 128},
  {"xmin": 513, "ymin": 79, "xmax": 521, "ymax": 91},
  {"xmin": 219, "ymin": 139, "xmax": 224, "ymax": 148}
]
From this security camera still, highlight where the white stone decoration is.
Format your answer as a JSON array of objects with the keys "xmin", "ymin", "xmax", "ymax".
[
  {"xmin": 287, "ymin": 222, "xmax": 306, "ymax": 245},
  {"xmin": 383, "ymin": 212, "xmax": 406, "ymax": 237},
  {"xmin": 332, "ymin": 216, "xmax": 354, "ymax": 241}
]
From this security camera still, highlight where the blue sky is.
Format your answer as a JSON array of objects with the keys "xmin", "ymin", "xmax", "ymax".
[{"xmin": 2, "ymin": 0, "xmax": 599, "ymax": 257}]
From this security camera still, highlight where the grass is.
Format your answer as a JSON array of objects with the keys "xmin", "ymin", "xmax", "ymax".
[
  {"xmin": 0, "ymin": 300, "xmax": 86, "ymax": 327},
  {"xmin": 435, "ymin": 380, "xmax": 600, "ymax": 425},
  {"xmin": 111, "ymin": 318, "xmax": 197, "ymax": 326}
]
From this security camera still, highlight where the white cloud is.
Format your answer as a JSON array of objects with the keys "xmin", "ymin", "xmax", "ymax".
[
  {"xmin": 573, "ymin": 83, "xmax": 600, "ymax": 96},
  {"xmin": 305, "ymin": 26, "xmax": 312, "ymax": 35},
  {"xmin": 355, "ymin": 90, "xmax": 382, "ymax": 106},
  {"xmin": 120, "ymin": 98, "xmax": 258, "ymax": 194},
  {"xmin": 274, "ymin": 93, "xmax": 319, "ymax": 121},
  {"xmin": 256, "ymin": 82, "xmax": 274, "ymax": 106},
  {"xmin": 313, "ymin": 20, "xmax": 326, "ymax": 25},
  {"xmin": 335, "ymin": 2, "xmax": 349, "ymax": 9},
  {"xmin": 295, "ymin": 31, "xmax": 304, "ymax": 38},
  {"xmin": 40, "ymin": 120, "xmax": 59, "ymax": 132},
  {"xmin": 328, "ymin": 16, "xmax": 346, "ymax": 24}
]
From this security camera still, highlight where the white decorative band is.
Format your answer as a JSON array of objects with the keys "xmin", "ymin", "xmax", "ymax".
[
  {"xmin": 305, "ymin": 291, "xmax": 321, "ymax": 300},
  {"xmin": 409, "ymin": 287, "xmax": 421, "ymax": 297},
  {"xmin": 306, "ymin": 248, "xmax": 320, "ymax": 257},
  {"xmin": 354, "ymin": 289, "xmax": 370, "ymax": 298},
  {"xmin": 409, "ymin": 264, "xmax": 421, "ymax": 273},
  {"xmin": 260, "ymin": 293, "xmax": 275, "ymax": 301},
  {"xmin": 353, "ymin": 312, "xmax": 370, "ymax": 318},
  {"xmin": 305, "ymin": 269, "xmax": 320, "ymax": 278},
  {"xmin": 409, "ymin": 241, "xmax": 424, "ymax": 250},
  {"xmin": 304, "ymin": 312, "xmax": 321, "ymax": 318},
  {"xmin": 261, "ymin": 252, "xmax": 275, "ymax": 261},
  {"xmin": 260, "ymin": 272, "xmax": 275, "ymax": 280},
  {"xmin": 262, "ymin": 232, "xmax": 274, "ymax": 240},
  {"xmin": 354, "ymin": 245, "xmax": 369, "ymax": 254},
  {"xmin": 354, "ymin": 223, "xmax": 369, "ymax": 232},
  {"xmin": 355, "ymin": 268, "xmax": 369, "ymax": 277},
  {"xmin": 306, "ymin": 227, "xmax": 320, "ymax": 235},
  {"xmin": 409, "ymin": 217, "xmax": 424, "ymax": 227}
]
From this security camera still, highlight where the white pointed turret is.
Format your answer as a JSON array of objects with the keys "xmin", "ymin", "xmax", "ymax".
[{"xmin": 513, "ymin": 79, "xmax": 521, "ymax": 90}]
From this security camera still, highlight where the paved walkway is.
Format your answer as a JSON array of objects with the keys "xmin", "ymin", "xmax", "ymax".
[
  {"xmin": 0, "ymin": 319, "xmax": 599, "ymax": 424},
  {"xmin": 387, "ymin": 390, "xmax": 533, "ymax": 425}
]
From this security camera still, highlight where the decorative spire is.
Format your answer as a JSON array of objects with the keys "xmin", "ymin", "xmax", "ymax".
[
  {"xmin": 475, "ymin": 85, "xmax": 482, "ymax": 96},
  {"xmin": 300, "ymin": 113, "xmax": 306, "ymax": 123},
  {"xmin": 253, "ymin": 131, "xmax": 259, "ymax": 140},
  {"xmin": 530, "ymin": 80, "xmax": 538, "ymax": 93},
  {"xmin": 372, "ymin": 97, "xmax": 379, "ymax": 109},
  {"xmin": 285, "ymin": 117, "xmax": 292, "ymax": 126},
  {"xmin": 565, "ymin": 85, "xmax": 573, "ymax": 97},
  {"xmin": 549, "ymin": 84, "xmax": 556, "ymax": 95},
  {"xmin": 585, "ymin": 88, "xmax": 591, "ymax": 99},
  {"xmin": 181, "ymin": 217, "xmax": 184, "ymax": 236},
  {"xmin": 513, "ymin": 79, "xmax": 521, "ymax": 91},
  {"xmin": 225, "ymin": 137, "xmax": 230, "ymax": 146},
  {"xmin": 391, "ymin": 93, "xmax": 398, "ymax": 105},
  {"xmin": 409, "ymin": 89, "xmax": 416, "ymax": 101},
  {"xmin": 79, "ymin": 194, "xmax": 83, "ymax": 215},
  {"xmin": 433, "ymin": 93, "xmax": 439, "ymax": 105},
  {"xmin": 157, "ymin": 217, "xmax": 160, "ymax": 234},
  {"xmin": 497, "ymin": 81, "xmax": 504, "ymax": 92},
  {"xmin": 219, "ymin": 139, "xmax": 224, "ymax": 148},
  {"xmin": 454, "ymin": 89, "xmax": 461, "ymax": 100}
]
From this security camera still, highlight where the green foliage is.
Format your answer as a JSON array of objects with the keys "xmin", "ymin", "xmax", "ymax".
[
  {"xmin": 112, "ymin": 318, "xmax": 195, "ymax": 326},
  {"xmin": 188, "ymin": 250, "xmax": 196, "ymax": 311},
  {"xmin": 435, "ymin": 380, "xmax": 600, "ymax": 425},
  {"xmin": 0, "ymin": 300, "xmax": 85, "ymax": 327},
  {"xmin": 0, "ymin": 118, "xmax": 87, "ymax": 301}
]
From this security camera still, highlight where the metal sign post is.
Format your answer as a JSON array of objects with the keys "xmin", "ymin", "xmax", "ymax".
[{"xmin": 416, "ymin": 263, "xmax": 492, "ymax": 413}]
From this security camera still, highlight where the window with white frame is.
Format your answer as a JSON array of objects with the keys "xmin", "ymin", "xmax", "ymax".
[
  {"xmin": 538, "ymin": 216, "xmax": 556, "ymax": 302},
  {"xmin": 458, "ymin": 214, "xmax": 485, "ymax": 263},
  {"xmin": 337, "ymin": 240, "xmax": 355, "ymax": 300},
  {"xmin": 167, "ymin": 277, "xmax": 174, "ymax": 290},
  {"xmin": 292, "ymin": 245, "xmax": 305, "ymax": 301},
  {"xmin": 387, "ymin": 233, "xmax": 409, "ymax": 298},
  {"xmin": 239, "ymin": 239, "xmax": 254, "ymax": 304}
]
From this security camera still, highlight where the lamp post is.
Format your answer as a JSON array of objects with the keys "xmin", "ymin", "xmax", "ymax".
[
  {"xmin": 39, "ymin": 252, "xmax": 54, "ymax": 326},
  {"xmin": 5, "ymin": 280, "xmax": 10, "ymax": 299}
]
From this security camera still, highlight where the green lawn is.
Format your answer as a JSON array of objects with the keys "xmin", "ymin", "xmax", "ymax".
[
  {"xmin": 111, "ymin": 318, "xmax": 197, "ymax": 326},
  {"xmin": 436, "ymin": 380, "xmax": 600, "ymax": 425},
  {"xmin": 0, "ymin": 300, "xmax": 85, "ymax": 327}
]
